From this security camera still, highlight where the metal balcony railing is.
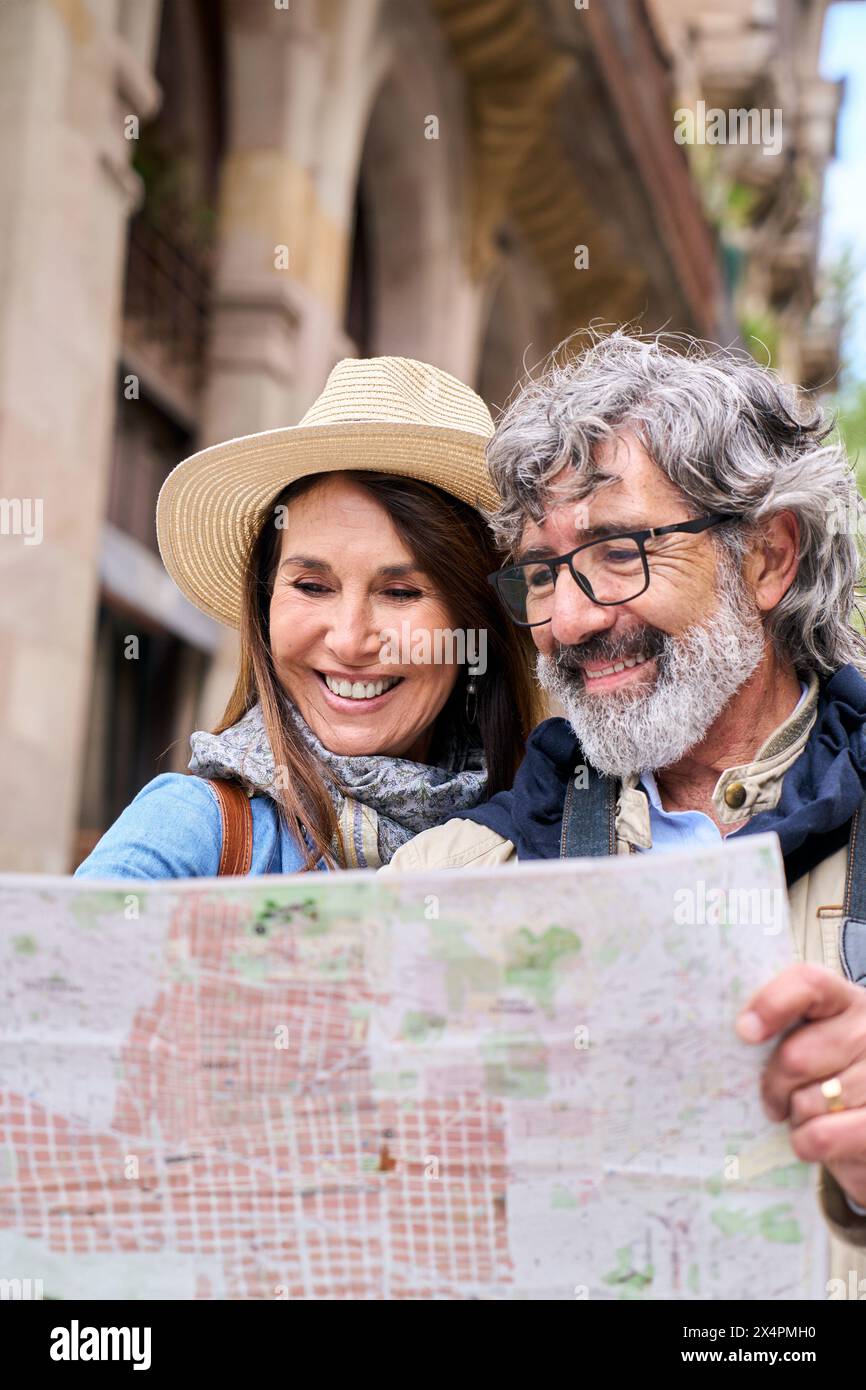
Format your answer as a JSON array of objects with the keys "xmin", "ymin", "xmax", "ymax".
[{"xmin": 123, "ymin": 213, "xmax": 213, "ymax": 390}]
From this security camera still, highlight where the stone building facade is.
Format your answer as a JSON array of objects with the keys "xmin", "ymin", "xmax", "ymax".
[
  {"xmin": 0, "ymin": 0, "xmax": 842, "ymax": 872},
  {"xmin": 649, "ymin": 0, "xmax": 848, "ymax": 389}
]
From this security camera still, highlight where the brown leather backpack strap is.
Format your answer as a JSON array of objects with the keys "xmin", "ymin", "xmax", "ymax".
[{"xmin": 205, "ymin": 778, "xmax": 254, "ymax": 876}]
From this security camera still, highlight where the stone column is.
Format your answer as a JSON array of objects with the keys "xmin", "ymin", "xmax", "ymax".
[
  {"xmin": 0, "ymin": 0, "xmax": 160, "ymax": 870},
  {"xmin": 196, "ymin": 0, "xmax": 385, "ymax": 727}
]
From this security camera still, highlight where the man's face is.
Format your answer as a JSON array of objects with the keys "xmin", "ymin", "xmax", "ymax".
[
  {"xmin": 523, "ymin": 431, "xmax": 767, "ymax": 777},
  {"xmin": 525, "ymin": 431, "xmax": 721, "ymax": 688}
]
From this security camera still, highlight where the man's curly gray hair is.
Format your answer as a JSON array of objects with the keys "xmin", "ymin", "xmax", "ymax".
[{"xmin": 486, "ymin": 329, "xmax": 866, "ymax": 676}]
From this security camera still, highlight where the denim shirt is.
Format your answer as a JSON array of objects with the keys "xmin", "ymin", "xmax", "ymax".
[{"xmin": 74, "ymin": 773, "xmax": 313, "ymax": 879}]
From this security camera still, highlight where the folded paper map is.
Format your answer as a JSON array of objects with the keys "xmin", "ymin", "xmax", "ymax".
[{"xmin": 0, "ymin": 834, "xmax": 826, "ymax": 1300}]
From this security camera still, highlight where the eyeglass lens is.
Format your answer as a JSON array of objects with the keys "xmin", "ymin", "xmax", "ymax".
[{"xmin": 500, "ymin": 536, "xmax": 647, "ymax": 622}]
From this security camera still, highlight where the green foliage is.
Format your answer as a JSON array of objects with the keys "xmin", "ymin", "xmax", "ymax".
[
  {"xmin": 738, "ymin": 310, "xmax": 780, "ymax": 369},
  {"xmin": 824, "ymin": 245, "xmax": 861, "ymax": 320},
  {"xmin": 834, "ymin": 382, "xmax": 866, "ymax": 486},
  {"xmin": 723, "ymin": 180, "xmax": 760, "ymax": 229},
  {"xmin": 132, "ymin": 133, "xmax": 217, "ymax": 257}
]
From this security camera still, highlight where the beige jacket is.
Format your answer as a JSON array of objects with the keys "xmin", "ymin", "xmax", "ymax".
[{"xmin": 386, "ymin": 672, "xmax": 866, "ymax": 1286}]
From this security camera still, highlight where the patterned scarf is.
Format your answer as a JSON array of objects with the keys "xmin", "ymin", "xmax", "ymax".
[{"xmin": 187, "ymin": 699, "xmax": 487, "ymax": 867}]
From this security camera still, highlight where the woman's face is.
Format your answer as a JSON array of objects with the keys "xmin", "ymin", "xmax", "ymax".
[{"xmin": 268, "ymin": 475, "xmax": 461, "ymax": 760}]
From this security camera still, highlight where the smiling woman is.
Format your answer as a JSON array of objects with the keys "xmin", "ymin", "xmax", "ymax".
[
  {"xmin": 74, "ymin": 357, "xmax": 537, "ymax": 879},
  {"xmin": 266, "ymin": 474, "xmax": 476, "ymax": 763}
]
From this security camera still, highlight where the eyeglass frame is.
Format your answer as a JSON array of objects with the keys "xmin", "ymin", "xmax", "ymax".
[{"xmin": 487, "ymin": 513, "xmax": 730, "ymax": 627}]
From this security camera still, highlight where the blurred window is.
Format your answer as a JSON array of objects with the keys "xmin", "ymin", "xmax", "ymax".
[{"xmin": 73, "ymin": 600, "xmax": 207, "ymax": 868}]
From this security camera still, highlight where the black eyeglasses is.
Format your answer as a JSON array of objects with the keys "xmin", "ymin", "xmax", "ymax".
[{"xmin": 488, "ymin": 514, "xmax": 729, "ymax": 627}]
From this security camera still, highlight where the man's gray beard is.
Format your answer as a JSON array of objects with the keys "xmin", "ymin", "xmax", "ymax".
[{"xmin": 535, "ymin": 576, "xmax": 766, "ymax": 780}]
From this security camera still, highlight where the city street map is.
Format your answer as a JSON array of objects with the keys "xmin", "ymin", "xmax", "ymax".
[{"xmin": 0, "ymin": 835, "xmax": 826, "ymax": 1299}]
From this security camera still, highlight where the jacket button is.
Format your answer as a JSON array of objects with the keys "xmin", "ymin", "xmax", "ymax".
[{"xmin": 724, "ymin": 782, "xmax": 747, "ymax": 810}]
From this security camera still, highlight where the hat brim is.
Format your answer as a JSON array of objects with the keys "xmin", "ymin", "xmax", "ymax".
[{"xmin": 156, "ymin": 421, "xmax": 500, "ymax": 628}]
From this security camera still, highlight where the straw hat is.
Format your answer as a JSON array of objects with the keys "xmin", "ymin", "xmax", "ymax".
[{"xmin": 156, "ymin": 355, "xmax": 499, "ymax": 628}]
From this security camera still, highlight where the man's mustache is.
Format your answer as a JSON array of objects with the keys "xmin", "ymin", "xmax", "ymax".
[{"xmin": 552, "ymin": 628, "xmax": 666, "ymax": 676}]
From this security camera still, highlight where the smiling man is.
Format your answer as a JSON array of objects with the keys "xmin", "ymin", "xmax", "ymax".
[{"xmin": 386, "ymin": 330, "xmax": 866, "ymax": 1273}]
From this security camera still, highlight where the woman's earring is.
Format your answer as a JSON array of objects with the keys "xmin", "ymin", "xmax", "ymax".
[{"xmin": 465, "ymin": 672, "xmax": 478, "ymax": 724}]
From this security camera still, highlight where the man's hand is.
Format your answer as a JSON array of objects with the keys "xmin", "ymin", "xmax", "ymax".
[{"xmin": 736, "ymin": 963, "xmax": 866, "ymax": 1209}]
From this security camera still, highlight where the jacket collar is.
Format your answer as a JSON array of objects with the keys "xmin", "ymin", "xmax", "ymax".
[
  {"xmin": 617, "ymin": 673, "xmax": 820, "ymax": 850},
  {"xmin": 461, "ymin": 663, "xmax": 866, "ymax": 883}
]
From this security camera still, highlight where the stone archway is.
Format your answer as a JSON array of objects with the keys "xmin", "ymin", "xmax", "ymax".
[
  {"xmin": 476, "ymin": 243, "xmax": 554, "ymax": 413},
  {"xmin": 347, "ymin": 21, "xmax": 486, "ymax": 383}
]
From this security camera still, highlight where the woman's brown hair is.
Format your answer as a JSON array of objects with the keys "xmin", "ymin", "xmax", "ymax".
[{"xmin": 215, "ymin": 470, "xmax": 538, "ymax": 869}]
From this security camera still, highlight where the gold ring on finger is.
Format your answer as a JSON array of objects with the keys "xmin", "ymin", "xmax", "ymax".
[{"xmin": 820, "ymin": 1076, "xmax": 846, "ymax": 1113}]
